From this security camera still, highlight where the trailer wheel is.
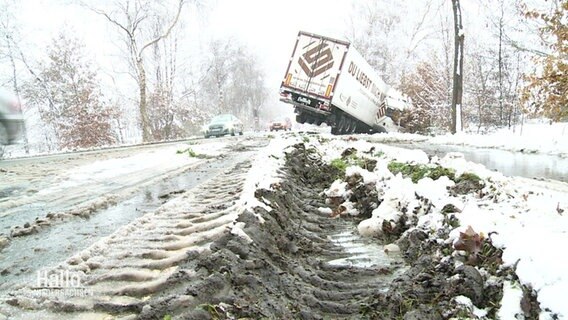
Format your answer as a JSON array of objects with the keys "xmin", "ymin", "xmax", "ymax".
[
  {"xmin": 337, "ymin": 116, "xmax": 347, "ymax": 135},
  {"xmin": 353, "ymin": 122, "xmax": 364, "ymax": 134},
  {"xmin": 344, "ymin": 118, "xmax": 353, "ymax": 134},
  {"xmin": 296, "ymin": 113, "xmax": 306, "ymax": 124},
  {"xmin": 348, "ymin": 118, "xmax": 357, "ymax": 134}
]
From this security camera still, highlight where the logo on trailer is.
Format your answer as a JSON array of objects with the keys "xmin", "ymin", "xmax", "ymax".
[
  {"xmin": 298, "ymin": 41, "xmax": 334, "ymax": 78},
  {"xmin": 339, "ymin": 93, "xmax": 352, "ymax": 107}
]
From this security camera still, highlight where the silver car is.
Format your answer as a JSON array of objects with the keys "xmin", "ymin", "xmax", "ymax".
[
  {"xmin": 0, "ymin": 93, "xmax": 24, "ymax": 145},
  {"xmin": 203, "ymin": 114, "xmax": 244, "ymax": 138}
]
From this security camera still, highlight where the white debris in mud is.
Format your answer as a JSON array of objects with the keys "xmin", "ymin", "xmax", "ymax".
[
  {"xmin": 324, "ymin": 180, "xmax": 349, "ymax": 198},
  {"xmin": 357, "ymin": 216, "xmax": 382, "ymax": 238},
  {"xmin": 453, "ymin": 295, "xmax": 488, "ymax": 318},
  {"xmin": 358, "ymin": 175, "xmax": 414, "ymax": 237},
  {"xmin": 339, "ymin": 201, "xmax": 359, "ymax": 216},
  {"xmin": 416, "ymin": 176, "xmax": 455, "ymax": 208},
  {"xmin": 373, "ymin": 161, "xmax": 396, "ymax": 181},
  {"xmin": 0, "ymin": 237, "xmax": 9, "ymax": 250},
  {"xmin": 346, "ymin": 166, "xmax": 378, "ymax": 184},
  {"xmin": 383, "ymin": 243, "xmax": 400, "ymax": 253},
  {"xmin": 231, "ymin": 222, "xmax": 254, "ymax": 244}
]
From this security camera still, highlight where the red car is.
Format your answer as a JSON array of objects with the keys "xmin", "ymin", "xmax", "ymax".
[{"xmin": 269, "ymin": 118, "xmax": 292, "ymax": 131}]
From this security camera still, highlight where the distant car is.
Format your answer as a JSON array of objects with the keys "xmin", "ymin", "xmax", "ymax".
[
  {"xmin": 0, "ymin": 92, "xmax": 24, "ymax": 145},
  {"xmin": 203, "ymin": 114, "xmax": 244, "ymax": 138},
  {"xmin": 269, "ymin": 118, "xmax": 292, "ymax": 131}
]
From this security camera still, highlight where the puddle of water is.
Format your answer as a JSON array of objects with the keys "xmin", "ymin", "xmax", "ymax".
[
  {"xmin": 395, "ymin": 143, "xmax": 568, "ymax": 183},
  {"xmin": 0, "ymin": 186, "xmax": 21, "ymax": 198},
  {"xmin": 0, "ymin": 153, "xmax": 252, "ymax": 295},
  {"xmin": 327, "ymin": 230, "xmax": 402, "ymax": 268}
]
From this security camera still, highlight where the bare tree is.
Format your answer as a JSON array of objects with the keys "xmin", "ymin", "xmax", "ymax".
[
  {"xmin": 347, "ymin": 0, "xmax": 442, "ymax": 85},
  {"xmin": 496, "ymin": 0, "xmax": 505, "ymax": 125},
  {"xmin": 200, "ymin": 38, "xmax": 268, "ymax": 123},
  {"xmin": 462, "ymin": 0, "xmax": 527, "ymax": 130},
  {"xmin": 465, "ymin": 42, "xmax": 495, "ymax": 133},
  {"xmin": 346, "ymin": 0, "xmax": 402, "ymax": 84},
  {"xmin": 451, "ymin": 0, "xmax": 464, "ymax": 134},
  {"xmin": 89, "ymin": 0, "xmax": 185, "ymax": 142},
  {"xmin": 146, "ymin": 22, "xmax": 190, "ymax": 140},
  {"xmin": 202, "ymin": 39, "xmax": 235, "ymax": 113}
]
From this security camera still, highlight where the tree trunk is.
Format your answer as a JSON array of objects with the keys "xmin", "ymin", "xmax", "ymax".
[
  {"xmin": 136, "ymin": 57, "xmax": 151, "ymax": 142},
  {"xmin": 451, "ymin": 0, "xmax": 464, "ymax": 134},
  {"xmin": 477, "ymin": 60, "xmax": 487, "ymax": 133},
  {"xmin": 498, "ymin": 2, "xmax": 504, "ymax": 126}
]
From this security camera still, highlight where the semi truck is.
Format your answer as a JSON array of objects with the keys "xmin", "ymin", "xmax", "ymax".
[{"xmin": 279, "ymin": 31, "xmax": 410, "ymax": 134}]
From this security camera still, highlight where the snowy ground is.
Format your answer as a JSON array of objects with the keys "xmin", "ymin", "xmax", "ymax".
[{"xmin": 1, "ymin": 130, "xmax": 567, "ymax": 319}]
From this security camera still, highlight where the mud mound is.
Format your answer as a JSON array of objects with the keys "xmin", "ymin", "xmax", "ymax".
[{"xmin": 363, "ymin": 228, "xmax": 505, "ymax": 319}]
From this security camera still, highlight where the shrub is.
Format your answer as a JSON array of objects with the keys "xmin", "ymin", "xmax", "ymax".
[
  {"xmin": 330, "ymin": 158, "xmax": 348, "ymax": 175},
  {"xmin": 388, "ymin": 161, "xmax": 456, "ymax": 183}
]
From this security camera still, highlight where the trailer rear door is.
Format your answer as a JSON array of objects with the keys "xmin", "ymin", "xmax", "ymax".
[{"xmin": 282, "ymin": 31, "xmax": 348, "ymax": 99}]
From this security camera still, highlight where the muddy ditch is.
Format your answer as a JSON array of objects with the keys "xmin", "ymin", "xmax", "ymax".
[
  {"xmin": 125, "ymin": 143, "xmax": 541, "ymax": 320},
  {"xmin": 125, "ymin": 143, "xmax": 398, "ymax": 319}
]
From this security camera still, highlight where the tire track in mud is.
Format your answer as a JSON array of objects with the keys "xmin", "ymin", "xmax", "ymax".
[
  {"xmin": 133, "ymin": 143, "xmax": 405, "ymax": 320},
  {"xmin": 1, "ymin": 160, "xmax": 253, "ymax": 319}
]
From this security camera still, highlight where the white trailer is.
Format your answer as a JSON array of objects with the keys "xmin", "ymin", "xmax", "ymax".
[{"xmin": 279, "ymin": 31, "xmax": 410, "ymax": 134}]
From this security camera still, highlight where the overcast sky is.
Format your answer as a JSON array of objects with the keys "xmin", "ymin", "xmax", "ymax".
[{"xmin": 208, "ymin": 0, "xmax": 352, "ymax": 81}]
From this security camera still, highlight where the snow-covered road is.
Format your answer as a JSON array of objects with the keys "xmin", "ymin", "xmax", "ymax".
[
  {"xmin": 0, "ymin": 136, "xmax": 267, "ymax": 314},
  {"xmin": 0, "ymin": 139, "xmax": 226, "ymax": 228}
]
